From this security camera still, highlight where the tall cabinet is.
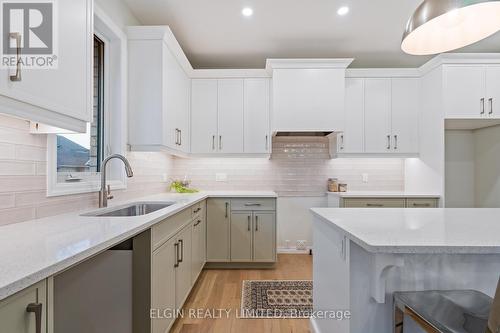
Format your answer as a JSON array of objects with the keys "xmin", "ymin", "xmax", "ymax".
[{"xmin": 128, "ymin": 26, "xmax": 191, "ymax": 154}]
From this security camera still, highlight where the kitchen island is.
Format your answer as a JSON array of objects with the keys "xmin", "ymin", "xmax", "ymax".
[{"xmin": 310, "ymin": 208, "xmax": 500, "ymax": 333}]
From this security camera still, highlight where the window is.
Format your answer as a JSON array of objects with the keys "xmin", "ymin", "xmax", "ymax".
[
  {"xmin": 47, "ymin": 7, "xmax": 128, "ymax": 197},
  {"xmin": 56, "ymin": 36, "xmax": 105, "ymax": 179}
]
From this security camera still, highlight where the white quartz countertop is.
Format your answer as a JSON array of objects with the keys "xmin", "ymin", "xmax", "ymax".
[
  {"xmin": 326, "ymin": 191, "xmax": 441, "ymax": 198},
  {"xmin": 0, "ymin": 191, "xmax": 276, "ymax": 301},
  {"xmin": 311, "ymin": 208, "xmax": 500, "ymax": 254}
]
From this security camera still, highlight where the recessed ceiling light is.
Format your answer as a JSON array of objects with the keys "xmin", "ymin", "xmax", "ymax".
[
  {"xmin": 242, "ymin": 7, "xmax": 253, "ymax": 17},
  {"xmin": 337, "ymin": 6, "xmax": 349, "ymax": 16}
]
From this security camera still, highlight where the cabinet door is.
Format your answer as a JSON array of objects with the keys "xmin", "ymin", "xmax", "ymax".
[
  {"xmin": 0, "ymin": 280, "xmax": 47, "ymax": 333},
  {"xmin": 206, "ymin": 199, "xmax": 230, "ymax": 261},
  {"xmin": 175, "ymin": 225, "xmax": 192, "ymax": 310},
  {"xmin": 191, "ymin": 217, "xmax": 206, "ymax": 284},
  {"xmin": 151, "ymin": 238, "xmax": 176, "ymax": 333},
  {"xmin": 364, "ymin": 78, "xmax": 392, "ymax": 153},
  {"xmin": 391, "ymin": 78, "xmax": 419, "ymax": 153},
  {"xmin": 339, "ymin": 78, "xmax": 364, "ymax": 153},
  {"xmin": 0, "ymin": 0, "xmax": 92, "ymax": 124},
  {"xmin": 191, "ymin": 79, "xmax": 218, "ymax": 153},
  {"xmin": 164, "ymin": 43, "xmax": 191, "ymax": 151},
  {"xmin": 253, "ymin": 212, "xmax": 276, "ymax": 262},
  {"xmin": 485, "ymin": 66, "xmax": 500, "ymax": 118},
  {"xmin": 230, "ymin": 212, "xmax": 253, "ymax": 262},
  {"xmin": 444, "ymin": 65, "xmax": 485, "ymax": 118},
  {"xmin": 244, "ymin": 79, "xmax": 270, "ymax": 153},
  {"xmin": 218, "ymin": 79, "xmax": 244, "ymax": 153}
]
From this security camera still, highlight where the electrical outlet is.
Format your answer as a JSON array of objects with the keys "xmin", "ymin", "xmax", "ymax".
[
  {"xmin": 216, "ymin": 173, "xmax": 227, "ymax": 182},
  {"xmin": 296, "ymin": 240, "xmax": 307, "ymax": 251},
  {"xmin": 362, "ymin": 173, "xmax": 369, "ymax": 183}
]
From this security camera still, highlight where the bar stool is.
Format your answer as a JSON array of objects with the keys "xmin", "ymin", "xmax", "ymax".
[{"xmin": 393, "ymin": 279, "xmax": 500, "ymax": 333}]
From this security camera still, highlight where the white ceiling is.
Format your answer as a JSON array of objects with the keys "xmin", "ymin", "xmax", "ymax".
[{"xmin": 124, "ymin": 0, "xmax": 500, "ymax": 69}]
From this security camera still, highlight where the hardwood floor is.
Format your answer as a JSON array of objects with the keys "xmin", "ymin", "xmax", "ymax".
[{"xmin": 170, "ymin": 254, "xmax": 313, "ymax": 333}]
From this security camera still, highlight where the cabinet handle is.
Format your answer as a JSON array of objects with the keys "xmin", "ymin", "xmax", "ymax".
[
  {"xmin": 387, "ymin": 135, "xmax": 391, "ymax": 150},
  {"xmin": 219, "ymin": 135, "xmax": 222, "ymax": 150},
  {"xmin": 367, "ymin": 203, "xmax": 384, "ymax": 207},
  {"xmin": 247, "ymin": 215, "xmax": 251, "ymax": 231},
  {"xmin": 212, "ymin": 135, "xmax": 216, "ymax": 150},
  {"xmin": 193, "ymin": 207, "xmax": 201, "ymax": 213},
  {"xmin": 489, "ymin": 98, "xmax": 493, "ymax": 115},
  {"xmin": 481, "ymin": 98, "xmax": 485, "ymax": 115},
  {"xmin": 244, "ymin": 203, "xmax": 261, "ymax": 207},
  {"xmin": 340, "ymin": 134, "xmax": 344, "ymax": 150},
  {"xmin": 255, "ymin": 215, "xmax": 259, "ymax": 231},
  {"xmin": 412, "ymin": 203, "xmax": 431, "ymax": 207},
  {"xmin": 178, "ymin": 239, "xmax": 183, "ymax": 263},
  {"xmin": 26, "ymin": 303, "xmax": 42, "ymax": 333},
  {"xmin": 175, "ymin": 129, "xmax": 179, "ymax": 145},
  {"xmin": 174, "ymin": 242, "xmax": 179, "ymax": 267},
  {"xmin": 194, "ymin": 219, "xmax": 202, "ymax": 227},
  {"xmin": 225, "ymin": 202, "xmax": 229, "ymax": 218},
  {"xmin": 265, "ymin": 135, "xmax": 269, "ymax": 151},
  {"xmin": 394, "ymin": 135, "xmax": 398, "ymax": 150},
  {"xmin": 179, "ymin": 130, "xmax": 182, "ymax": 146},
  {"xmin": 9, "ymin": 33, "xmax": 22, "ymax": 82}
]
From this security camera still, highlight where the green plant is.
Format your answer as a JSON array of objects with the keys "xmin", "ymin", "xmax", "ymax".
[{"xmin": 170, "ymin": 180, "xmax": 199, "ymax": 193}]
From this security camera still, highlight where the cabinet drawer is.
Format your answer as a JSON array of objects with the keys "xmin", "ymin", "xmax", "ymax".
[
  {"xmin": 231, "ymin": 198, "xmax": 276, "ymax": 211},
  {"xmin": 343, "ymin": 198, "xmax": 406, "ymax": 208},
  {"xmin": 406, "ymin": 198, "xmax": 438, "ymax": 208},
  {"xmin": 152, "ymin": 208, "xmax": 191, "ymax": 250},
  {"xmin": 191, "ymin": 200, "xmax": 206, "ymax": 219}
]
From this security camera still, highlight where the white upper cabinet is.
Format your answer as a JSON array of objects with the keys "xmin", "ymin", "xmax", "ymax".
[
  {"xmin": 191, "ymin": 78, "xmax": 270, "ymax": 155},
  {"xmin": 218, "ymin": 79, "xmax": 244, "ymax": 153},
  {"xmin": 0, "ymin": 0, "xmax": 92, "ymax": 132},
  {"xmin": 267, "ymin": 59, "xmax": 352, "ymax": 133},
  {"xmin": 337, "ymin": 78, "xmax": 364, "ymax": 153},
  {"xmin": 444, "ymin": 65, "xmax": 500, "ymax": 119},
  {"xmin": 334, "ymin": 75, "xmax": 419, "ymax": 157},
  {"xmin": 244, "ymin": 79, "xmax": 270, "ymax": 154},
  {"xmin": 391, "ymin": 78, "xmax": 419, "ymax": 153},
  {"xmin": 364, "ymin": 78, "xmax": 392, "ymax": 153},
  {"xmin": 191, "ymin": 79, "xmax": 218, "ymax": 154},
  {"xmin": 128, "ymin": 26, "xmax": 191, "ymax": 154}
]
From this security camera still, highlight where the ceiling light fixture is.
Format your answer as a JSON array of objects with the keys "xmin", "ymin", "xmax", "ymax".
[
  {"xmin": 242, "ymin": 7, "xmax": 253, "ymax": 17},
  {"xmin": 402, "ymin": 0, "xmax": 500, "ymax": 55},
  {"xmin": 337, "ymin": 6, "xmax": 349, "ymax": 16}
]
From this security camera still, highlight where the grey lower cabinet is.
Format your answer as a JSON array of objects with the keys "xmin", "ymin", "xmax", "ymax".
[
  {"xmin": 206, "ymin": 198, "xmax": 231, "ymax": 262},
  {"xmin": 207, "ymin": 198, "xmax": 277, "ymax": 264},
  {"xmin": 0, "ymin": 280, "xmax": 48, "ymax": 333},
  {"xmin": 230, "ymin": 211, "xmax": 276, "ymax": 262},
  {"xmin": 342, "ymin": 197, "xmax": 439, "ymax": 208},
  {"xmin": 191, "ymin": 216, "xmax": 206, "ymax": 284}
]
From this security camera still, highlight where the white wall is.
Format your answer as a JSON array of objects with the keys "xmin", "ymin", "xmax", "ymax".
[{"xmin": 445, "ymin": 130, "xmax": 475, "ymax": 207}]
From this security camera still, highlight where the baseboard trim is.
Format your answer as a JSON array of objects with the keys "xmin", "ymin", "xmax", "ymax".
[
  {"xmin": 277, "ymin": 247, "xmax": 312, "ymax": 254},
  {"xmin": 310, "ymin": 317, "xmax": 321, "ymax": 333}
]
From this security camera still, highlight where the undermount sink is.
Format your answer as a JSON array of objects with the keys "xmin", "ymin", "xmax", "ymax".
[{"xmin": 81, "ymin": 202, "xmax": 176, "ymax": 217}]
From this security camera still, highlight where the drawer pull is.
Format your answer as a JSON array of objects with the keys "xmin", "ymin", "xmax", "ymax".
[
  {"xmin": 193, "ymin": 207, "xmax": 202, "ymax": 213},
  {"xmin": 27, "ymin": 303, "xmax": 42, "ymax": 333},
  {"xmin": 194, "ymin": 219, "xmax": 202, "ymax": 227},
  {"xmin": 366, "ymin": 203, "xmax": 384, "ymax": 207},
  {"xmin": 244, "ymin": 203, "xmax": 262, "ymax": 207},
  {"xmin": 412, "ymin": 203, "xmax": 431, "ymax": 207}
]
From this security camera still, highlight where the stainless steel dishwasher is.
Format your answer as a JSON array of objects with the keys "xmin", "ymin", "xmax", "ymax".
[{"xmin": 53, "ymin": 239, "xmax": 133, "ymax": 333}]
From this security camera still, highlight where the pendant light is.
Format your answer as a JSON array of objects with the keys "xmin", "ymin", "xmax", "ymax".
[{"xmin": 402, "ymin": 0, "xmax": 500, "ymax": 55}]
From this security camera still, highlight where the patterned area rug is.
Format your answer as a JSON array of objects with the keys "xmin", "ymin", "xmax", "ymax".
[{"xmin": 240, "ymin": 280, "xmax": 313, "ymax": 318}]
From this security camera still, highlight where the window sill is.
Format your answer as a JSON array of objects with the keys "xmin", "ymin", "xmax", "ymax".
[{"xmin": 47, "ymin": 179, "xmax": 127, "ymax": 197}]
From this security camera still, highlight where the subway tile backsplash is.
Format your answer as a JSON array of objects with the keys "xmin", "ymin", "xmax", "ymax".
[
  {"xmin": 0, "ymin": 114, "xmax": 173, "ymax": 226},
  {"xmin": 171, "ymin": 137, "xmax": 405, "ymax": 197}
]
